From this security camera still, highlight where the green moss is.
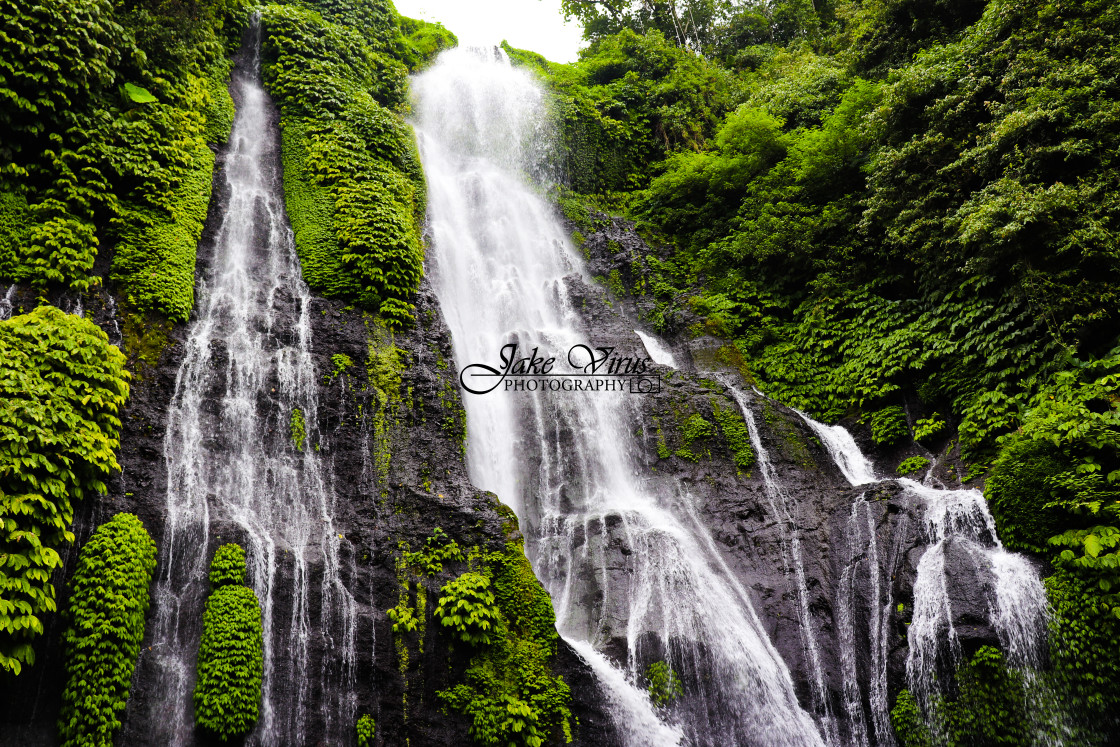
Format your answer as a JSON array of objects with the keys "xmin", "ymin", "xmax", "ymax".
[
  {"xmin": 675, "ymin": 412, "xmax": 714, "ymax": 461},
  {"xmin": 290, "ymin": 407, "xmax": 306, "ymax": 452},
  {"xmin": 121, "ymin": 312, "xmax": 172, "ymax": 378},
  {"xmin": 607, "ymin": 269, "xmax": 625, "ymax": 296},
  {"xmin": 364, "ymin": 318, "xmax": 406, "ymax": 493},
  {"xmin": 711, "ymin": 398, "xmax": 756, "ymax": 470},
  {"xmin": 896, "ymin": 456, "xmax": 930, "ymax": 476},
  {"xmin": 111, "ymin": 127, "xmax": 215, "ymax": 322},
  {"xmin": 58, "ymin": 513, "xmax": 157, "ymax": 747}
]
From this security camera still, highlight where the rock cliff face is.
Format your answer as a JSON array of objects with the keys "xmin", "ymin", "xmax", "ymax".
[{"xmin": 567, "ymin": 209, "xmax": 1009, "ymax": 744}]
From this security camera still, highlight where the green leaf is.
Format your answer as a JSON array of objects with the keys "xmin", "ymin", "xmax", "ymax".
[{"xmin": 123, "ymin": 83, "xmax": 157, "ymax": 104}]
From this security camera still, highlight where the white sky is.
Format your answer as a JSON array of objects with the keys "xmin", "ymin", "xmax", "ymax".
[{"xmin": 394, "ymin": 0, "xmax": 586, "ymax": 63}]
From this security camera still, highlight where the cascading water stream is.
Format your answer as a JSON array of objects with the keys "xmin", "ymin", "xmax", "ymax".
[
  {"xmin": 795, "ymin": 405, "xmax": 1059, "ymax": 745},
  {"xmin": 414, "ymin": 47, "xmax": 825, "ymax": 747},
  {"xmin": 131, "ymin": 19, "xmax": 357, "ymax": 745},
  {"xmin": 723, "ymin": 384, "xmax": 840, "ymax": 745},
  {"xmin": 0, "ymin": 284, "xmax": 15, "ymax": 320}
]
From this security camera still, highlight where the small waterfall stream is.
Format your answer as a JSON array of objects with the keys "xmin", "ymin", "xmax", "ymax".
[
  {"xmin": 132, "ymin": 20, "xmax": 357, "ymax": 745},
  {"xmin": 415, "ymin": 47, "xmax": 824, "ymax": 747},
  {"xmin": 797, "ymin": 406, "xmax": 1057, "ymax": 745}
]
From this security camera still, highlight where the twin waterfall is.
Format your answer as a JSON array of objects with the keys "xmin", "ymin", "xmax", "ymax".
[{"xmin": 127, "ymin": 34, "xmax": 1056, "ymax": 746}]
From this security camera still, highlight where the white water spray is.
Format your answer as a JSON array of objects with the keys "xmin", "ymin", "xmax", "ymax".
[
  {"xmin": 415, "ymin": 47, "xmax": 824, "ymax": 747},
  {"xmin": 636, "ymin": 330, "xmax": 677, "ymax": 368}
]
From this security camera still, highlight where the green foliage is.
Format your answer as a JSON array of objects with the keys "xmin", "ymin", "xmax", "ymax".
[
  {"xmin": 326, "ymin": 352, "xmax": 354, "ymax": 383},
  {"xmin": 867, "ymin": 405, "xmax": 908, "ymax": 446},
  {"xmin": 58, "ymin": 513, "xmax": 157, "ymax": 747},
  {"xmin": 1045, "ymin": 567, "xmax": 1120, "ymax": 733},
  {"xmin": 675, "ymin": 412, "xmax": 714, "ymax": 461},
  {"xmin": 395, "ymin": 15, "xmax": 457, "ymax": 70},
  {"xmin": 261, "ymin": 2, "xmax": 425, "ymax": 327},
  {"xmin": 0, "ymin": 306, "xmax": 129, "ymax": 674},
  {"xmin": 0, "ymin": 489, "xmax": 70, "ymax": 675},
  {"xmin": 208, "ymin": 543, "xmax": 247, "ymax": 587},
  {"xmin": 891, "ymin": 647, "xmax": 1030, "ymax": 747},
  {"xmin": 437, "ymin": 543, "xmax": 572, "ymax": 747},
  {"xmin": 194, "ymin": 583, "xmax": 264, "ymax": 740},
  {"xmin": 896, "ymin": 456, "xmax": 930, "ymax": 477},
  {"xmin": 506, "ymin": 30, "xmax": 744, "ymax": 193},
  {"xmin": 645, "ymin": 661, "xmax": 683, "ymax": 706},
  {"xmin": 0, "ymin": 0, "xmax": 239, "ymax": 308},
  {"xmin": 356, "ymin": 713, "xmax": 376, "ymax": 747},
  {"xmin": 889, "ymin": 690, "xmax": 930, "ymax": 747},
  {"xmin": 435, "ymin": 571, "xmax": 501, "ymax": 646},
  {"xmin": 402, "ymin": 526, "xmax": 464, "ymax": 576},
  {"xmin": 711, "ymin": 399, "xmax": 756, "ymax": 469},
  {"xmin": 290, "ymin": 407, "xmax": 306, "ymax": 451},
  {"xmin": 913, "ymin": 414, "xmax": 946, "ymax": 443}
]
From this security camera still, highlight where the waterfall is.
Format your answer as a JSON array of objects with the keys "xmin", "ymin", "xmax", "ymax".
[
  {"xmin": 0, "ymin": 284, "xmax": 14, "ymax": 320},
  {"xmin": 726, "ymin": 385, "xmax": 840, "ymax": 744},
  {"xmin": 636, "ymin": 330, "xmax": 677, "ymax": 368},
  {"xmin": 131, "ymin": 19, "xmax": 357, "ymax": 745},
  {"xmin": 793, "ymin": 404, "xmax": 1058, "ymax": 744},
  {"xmin": 414, "ymin": 47, "xmax": 825, "ymax": 747}
]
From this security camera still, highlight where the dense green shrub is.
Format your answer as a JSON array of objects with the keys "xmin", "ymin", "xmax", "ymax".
[
  {"xmin": 58, "ymin": 513, "xmax": 157, "ymax": 747},
  {"xmin": 645, "ymin": 661, "xmax": 683, "ymax": 706},
  {"xmin": 0, "ymin": 306, "xmax": 129, "ymax": 674},
  {"xmin": 0, "ymin": 0, "xmax": 240, "ymax": 309},
  {"xmin": 208, "ymin": 543, "xmax": 248, "ymax": 587},
  {"xmin": 896, "ymin": 456, "xmax": 929, "ymax": 477},
  {"xmin": 435, "ymin": 572, "xmax": 501, "ymax": 647},
  {"xmin": 891, "ymin": 647, "xmax": 1028, "ymax": 747},
  {"xmin": 261, "ymin": 2, "xmax": 425, "ymax": 327},
  {"xmin": 194, "ymin": 544, "xmax": 264, "ymax": 740},
  {"xmin": 1046, "ymin": 567, "xmax": 1120, "ymax": 736},
  {"xmin": 437, "ymin": 542, "xmax": 572, "ymax": 747},
  {"xmin": 986, "ymin": 436, "xmax": 1067, "ymax": 553},
  {"xmin": 356, "ymin": 713, "xmax": 375, "ymax": 746},
  {"xmin": 867, "ymin": 406, "xmax": 908, "ymax": 446}
]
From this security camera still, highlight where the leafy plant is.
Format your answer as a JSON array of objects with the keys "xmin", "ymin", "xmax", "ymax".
[
  {"xmin": 356, "ymin": 713, "xmax": 375, "ymax": 747},
  {"xmin": 58, "ymin": 513, "xmax": 157, "ymax": 747},
  {"xmin": 208, "ymin": 543, "xmax": 247, "ymax": 587},
  {"xmin": 194, "ymin": 544, "xmax": 263, "ymax": 740},
  {"xmin": 435, "ymin": 572, "xmax": 501, "ymax": 647},
  {"xmin": 645, "ymin": 661, "xmax": 683, "ymax": 706},
  {"xmin": 867, "ymin": 406, "xmax": 908, "ymax": 446},
  {"xmin": 290, "ymin": 407, "xmax": 307, "ymax": 451},
  {"xmin": 896, "ymin": 456, "xmax": 930, "ymax": 477},
  {"xmin": 0, "ymin": 306, "xmax": 129, "ymax": 674}
]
